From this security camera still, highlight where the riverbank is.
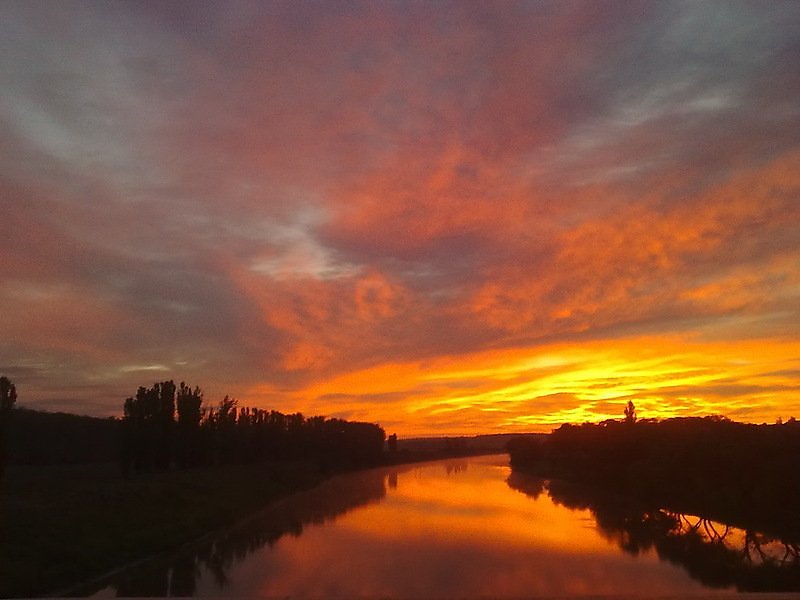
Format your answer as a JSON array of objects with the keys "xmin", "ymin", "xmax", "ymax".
[
  {"xmin": 508, "ymin": 417, "xmax": 800, "ymax": 538},
  {"xmin": 0, "ymin": 461, "xmax": 324, "ymax": 598}
]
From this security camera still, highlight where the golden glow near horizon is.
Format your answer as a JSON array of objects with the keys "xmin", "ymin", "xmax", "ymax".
[{"xmin": 242, "ymin": 336, "xmax": 800, "ymax": 436}]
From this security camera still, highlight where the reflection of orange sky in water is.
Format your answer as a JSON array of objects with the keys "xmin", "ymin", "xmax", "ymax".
[
  {"xmin": 344, "ymin": 462, "xmax": 609, "ymax": 552},
  {"xmin": 240, "ymin": 456, "xmax": 712, "ymax": 598},
  {"xmin": 242, "ymin": 335, "xmax": 800, "ymax": 436}
]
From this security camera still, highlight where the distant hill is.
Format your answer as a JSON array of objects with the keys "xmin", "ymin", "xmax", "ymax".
[
  {"xmin": 7, "ymin": 408, "xmax": 119, "ymax": 465},
  {"xmin": 397, "ymin": 432, "xmax": 546, "ymax": 455}
]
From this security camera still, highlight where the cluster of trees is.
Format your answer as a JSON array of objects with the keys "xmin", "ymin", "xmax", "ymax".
[
  {"xmin": 0, "ymin": 376, "xmax": 387, "ymax": 475},
  {"xmin": 508, "ymin": 409, "xmax": 800, "ymax": 536},
  {"xmin": 121, "ymin": 380, "xmax": 386, "ymax": 476}
]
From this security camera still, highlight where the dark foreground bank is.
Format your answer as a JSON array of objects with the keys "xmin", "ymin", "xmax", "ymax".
[
  {"xmin": 1, "ymin": 435, "xmax": 519, "ymax": 597},
  {"xmin": 0, "ymin": 460, "xmax": 324, "ymax": 598}
]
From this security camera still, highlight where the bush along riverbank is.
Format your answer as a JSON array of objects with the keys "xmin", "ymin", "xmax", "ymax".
[{"xmin": 507, "ymin": 415, "xmax": 800, "ymax": 538}]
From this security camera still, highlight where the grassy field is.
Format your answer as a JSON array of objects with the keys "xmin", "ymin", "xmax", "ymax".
[{"xmin": 0, "ymin": 461, "xmax": 323, "ymax": 598}]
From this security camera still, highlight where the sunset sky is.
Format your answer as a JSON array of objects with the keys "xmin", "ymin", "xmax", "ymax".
[{"xmin": 1, "ymin": 1, "xmax": 799, "ymax": 435}]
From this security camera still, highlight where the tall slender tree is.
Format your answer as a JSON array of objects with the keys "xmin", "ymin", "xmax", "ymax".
[
  {"xmin": 176, "ymin": 382, "xmax": 203, "ymax": 466},
  {"xmin": 624, "ymin": 400, "xmax": 637, "ymax": 425},
  {"xmin": 0, "ymin": 376, "xmax": 17, "ymax": 479},
  {"xmin": 121, "ymin": 380, "xmax": 178, "ymax": 474}
]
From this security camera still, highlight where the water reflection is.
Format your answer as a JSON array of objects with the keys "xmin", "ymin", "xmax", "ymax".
[
  {"xmin": 78, "ymin": 455, "xmax": 795, "ymax": 597},
  {"xmin": 508, "ymin": 472, "xmax": 800, "ymax": 592},
  {"xmin": 79, "ymin": 465, "xmax": 398, "ymax": 596}
]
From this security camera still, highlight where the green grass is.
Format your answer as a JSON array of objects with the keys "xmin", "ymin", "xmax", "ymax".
[{"xmin": 0, "ymin": 461, "xmax": 323, "ymax": 598}]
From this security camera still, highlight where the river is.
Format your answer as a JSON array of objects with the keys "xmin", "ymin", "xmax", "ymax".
[{"xmin": 87, "ymin": 454, "xmax": 798, "ymax": 597}]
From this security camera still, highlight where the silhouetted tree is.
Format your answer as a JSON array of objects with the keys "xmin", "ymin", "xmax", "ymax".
[
  {"xmin": 155, "ymin": 380, "xmax": 176, "ymax": 469},
  {"xmin": 121, "ymin": 381, "xmax": 177, "ymax": 475},
  {"xmin": 211, "ymin": 395, "xmax": 238, "ymax": 464},
  {"xmin": 0, "ymin": 376, "xmax": 17, "ymax": 479},
  {"xmin": 387, "ymin": 433, "xmax": 397, "ymax": 453},
  {"xmin": 176, "ymin": 381, "xmax": 203, "ymax": 467},
  {"xmin": 0, "ymin": 377, "xmax": 16, "ymax": 409},
  {"xmin": 121, "ymin": 380, "xmax": 387, "ymax": 474},
  {"xmin": 624, "ymin": 400, "xmax": 637, "ymax": 424}
]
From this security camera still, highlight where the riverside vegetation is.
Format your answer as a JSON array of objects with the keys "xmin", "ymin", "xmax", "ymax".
[
  {"xmin": 0, "ymin": 378, "xmax": 385, "ymax": 598},
  {"xmin": 507, "ymin": 407, "xmax": 800, "ymax": 535},
  {"xmin": 507, "ymin": 403, "xmax": 800, "ymax": 591}
]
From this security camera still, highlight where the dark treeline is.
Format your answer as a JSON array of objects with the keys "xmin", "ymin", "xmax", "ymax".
[
  {"xmin": 390, "ymin": 432, "xmax": 545, "ymax": 463},
  {"xmin": 508, "ymin": 414, "xmax": 800, "ymax": 537},
  {"xmin": 508, "ymin": 474, "xmax": 800, "ymax": 592},
  {"xmin": 0, "ymin": 378, "xmax": 386, "ymax": 473},
  {"xmin": 120, "ymin": 380, "xmax": 386, "ymax": 476}
]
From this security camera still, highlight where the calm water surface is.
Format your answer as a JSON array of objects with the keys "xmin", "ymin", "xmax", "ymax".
[{"xmin": 90, "ymin": 454, "xmax": 773, "ymax": 597}]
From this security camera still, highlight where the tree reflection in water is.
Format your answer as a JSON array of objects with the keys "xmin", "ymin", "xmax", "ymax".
[
  {"xmin": 507, "ymin": 472, "xmax": 800, "ymax": 592},
  {"xmin": 76, "ymin": 467, "xmax": 396, "ymax": 597},
  {"xmin": 444, "ymin": 459, "xmax": 468, "ymax": 476}
]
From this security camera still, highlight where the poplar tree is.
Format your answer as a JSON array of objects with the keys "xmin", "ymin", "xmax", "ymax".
[{"xmin": 0, "ymin": 376, "xmax": 17, "ymax": 479}]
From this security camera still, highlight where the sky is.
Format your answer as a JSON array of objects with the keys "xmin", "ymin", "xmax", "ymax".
[{"xmin": 1, "ymin": 0, "xmax": 799, "ymax": 436}]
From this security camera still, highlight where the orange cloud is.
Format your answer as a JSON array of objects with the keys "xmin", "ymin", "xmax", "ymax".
[{"xmin": 3, "ymin": 2, "xmax": 799, "ymax": 433}]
